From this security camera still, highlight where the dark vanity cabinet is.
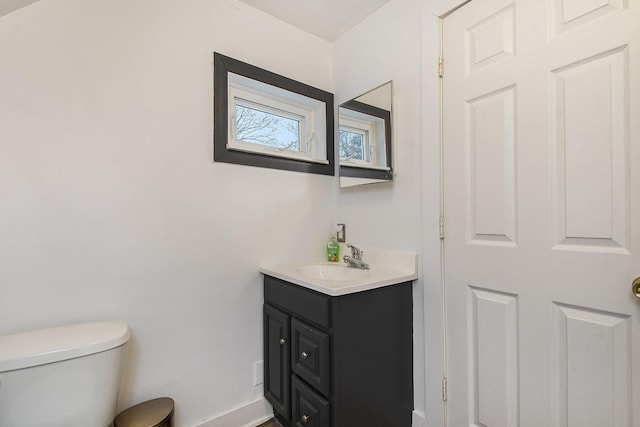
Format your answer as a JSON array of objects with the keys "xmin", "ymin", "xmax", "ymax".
[{"xmin": 263, "ymin": 275, "xmax": 413, "ymax": 427}]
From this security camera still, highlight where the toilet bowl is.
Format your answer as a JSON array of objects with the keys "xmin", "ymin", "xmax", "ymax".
[{"xmin": 0, "ymin": 320, "xmax": 130, "ymax": 427}]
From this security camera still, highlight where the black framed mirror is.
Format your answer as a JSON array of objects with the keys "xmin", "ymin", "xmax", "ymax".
[{"xmin": 338, "ymin": 81, "xmax": 393, "ymax": 187}]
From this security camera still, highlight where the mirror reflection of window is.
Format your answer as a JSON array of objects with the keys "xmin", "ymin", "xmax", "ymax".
[
  {"xmin": 338, "ymin": 81, "xmax": 393, "ymax": 187},
  {"xmin": 339, "ymin": 106, "xmax": 385, "ymax": 167},
  {"xmin": 339, "ymin": 126, "xmax": 368, "ymax": 161}
]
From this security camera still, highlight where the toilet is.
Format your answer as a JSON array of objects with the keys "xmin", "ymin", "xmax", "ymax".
[{"xmin": 0, "ymin": 320, "xmax": 130, "ymax": 427}]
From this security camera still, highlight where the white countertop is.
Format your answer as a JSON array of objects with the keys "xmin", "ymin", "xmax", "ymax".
[{"xmin": 260, "ymin": 247, "xmax": 418, "ymax": 296}]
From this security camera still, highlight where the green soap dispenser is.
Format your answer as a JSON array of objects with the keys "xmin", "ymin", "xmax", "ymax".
[{"xmin": 327, "ymin": 232, "xmax": 340, "ymax": 262}]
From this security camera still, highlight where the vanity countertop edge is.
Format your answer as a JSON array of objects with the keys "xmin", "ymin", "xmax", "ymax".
[{"xmin": 259, "ymin": 247, "xmax": 418, "ymax": 297}]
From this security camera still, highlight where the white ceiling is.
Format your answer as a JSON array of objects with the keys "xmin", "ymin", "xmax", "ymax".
[
  {"xmin": 0, "ymin": 0, "xmax": 39, "ymax": 18},
  {"xmin": 0, "ymin": 0, "xmax": 390, "ymax": 41},
  {"xmin": 237, "ymin": 0, "xmax": 391, "ymax": 42}
]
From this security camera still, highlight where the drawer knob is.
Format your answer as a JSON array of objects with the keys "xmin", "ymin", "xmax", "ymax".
[
  {"xmin": 301, "ymin": 351, "xmax": 309, "ymax": 360},
  {"xmin": 301, "ymin": 414, "xmax": 310, "ymax": 424},
  {"xmin": 279, "ymin": 338, "xmax": 287, "ymax": 345}
]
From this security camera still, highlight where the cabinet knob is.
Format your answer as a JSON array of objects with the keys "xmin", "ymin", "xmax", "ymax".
[
  {"xmin": 279, "ymin": 338, "xmax": 287, "ymax": 345},
  {"xmin": 301, "ymin": 414, "xmax": 310, "ymax": 424},
  {"xmin": 301, "ymin": 351, "xmax": 309, "ymax": 360}
]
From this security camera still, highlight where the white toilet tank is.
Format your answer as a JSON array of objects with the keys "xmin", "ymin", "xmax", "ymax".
[{"xmin": 0, "ymin": 320, "xmax": 130, "ymax": 427}]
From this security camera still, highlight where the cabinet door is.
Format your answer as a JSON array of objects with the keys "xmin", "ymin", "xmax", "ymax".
[{"xmin": 264, "ymin": 304, "xmax": 291, "ymax": 421}]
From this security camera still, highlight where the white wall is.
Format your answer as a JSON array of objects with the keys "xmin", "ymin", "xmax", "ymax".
[
  {"xmin": 333, "ymin": 0, "xmax": 428, "ymax": 422},
  {"xmin": 0, "ymin": 1, "xmax": 335, "ymax": 426}
]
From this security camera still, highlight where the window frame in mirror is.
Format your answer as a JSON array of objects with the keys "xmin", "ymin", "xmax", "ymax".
[{"xmin": 339, "ymin": 99, "xmax": 392, "ymax": 181}]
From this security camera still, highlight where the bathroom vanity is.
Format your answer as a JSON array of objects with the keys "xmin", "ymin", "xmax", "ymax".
[{"xmin": 260, "ymin": 249, "xmax": 417, "ymax": 427}]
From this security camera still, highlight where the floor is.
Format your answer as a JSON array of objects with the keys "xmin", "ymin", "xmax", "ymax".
[{"xmin": 256, "ymin": 419, "xmax": 279, "ymax": 427}]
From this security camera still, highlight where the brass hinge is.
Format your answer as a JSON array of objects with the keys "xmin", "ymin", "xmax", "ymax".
[
  {"xmin": 439, "ymin": 216, "xmax": 445, "ymax": 239},
  {"xmin": 438, "ymin": 56, "xmax": 445, "ymax": 78},
  {"xmin": 442, "ymin": 378, "xmax": 448, "ymax": 401}
]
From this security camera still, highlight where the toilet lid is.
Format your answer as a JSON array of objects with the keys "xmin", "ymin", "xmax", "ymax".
[{"xmin": 0, "ymin": 320, "xmax": 130, "ymax": 372}]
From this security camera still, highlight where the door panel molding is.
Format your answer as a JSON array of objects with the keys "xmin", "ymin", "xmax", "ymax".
[
  {"xmin": 551, "ymin": 303, "xmax": 631, "ymax": 427},
  {"xmin": 550, "ymin": 46, "xmax": 630, "ymax": 253},
  {"xmin": 468, "ymin": 287, "xmax": 519, "ymax": 427}
]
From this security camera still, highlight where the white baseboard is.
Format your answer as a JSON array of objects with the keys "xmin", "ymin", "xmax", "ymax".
[
  {"xmin": 190, "ymin": 397, "xmax": 424, "ymax": 427},
  {"xmin": 412, "ymin": 409, "xmax": 426, "ymax": 427},
  {"xmin": 190, "ymin": 396, "xmax": 272, "ymax": 427}
]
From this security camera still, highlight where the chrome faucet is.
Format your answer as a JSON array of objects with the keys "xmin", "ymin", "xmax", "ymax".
[{"xmin": 343, "ymin": 244, "xmax": 370, "ymax": 270}]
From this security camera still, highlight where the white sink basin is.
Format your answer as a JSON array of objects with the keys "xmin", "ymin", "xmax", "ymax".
[
  {"xmin": 296, "ymin": 263, "xmax": 370, "ymax": 282},
  {"xmin": 260, "ymin": 247, "xmax": 418, "ymax": 296}
]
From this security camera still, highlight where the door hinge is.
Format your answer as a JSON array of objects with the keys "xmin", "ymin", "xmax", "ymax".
[
  {"xmin": 438, "ymin": 56, "xmax": 445, "ymax": 78},
  {"xmin": 439, "ymin": 216, "xmax": 445, "ymax": 239},
  {"xmin": 442, "ymin": 378, "xmax": 448, "ymax": 401}
]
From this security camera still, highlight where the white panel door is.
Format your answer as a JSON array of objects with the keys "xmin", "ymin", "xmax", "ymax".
[{"xmin": 443, "ymin": 0, "xmax": 640, "ymax": 426}]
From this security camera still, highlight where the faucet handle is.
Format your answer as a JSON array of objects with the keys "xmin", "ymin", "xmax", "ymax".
[{"xmin": 346, "ymin": 244, "xmax": 363, "ymax": 259}]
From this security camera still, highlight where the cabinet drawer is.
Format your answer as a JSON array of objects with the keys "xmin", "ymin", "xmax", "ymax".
[
  {"xmin": 291, "ymin": 318, "xmax": 330, "ymax": 397},
  {"xmin": 264, "ymin": 275, "xmax": 331, "ymax": 329},
  {"xmin": 292, "ymin": 375, "xmax": 330, "ymax": 427}
]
